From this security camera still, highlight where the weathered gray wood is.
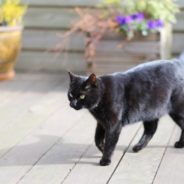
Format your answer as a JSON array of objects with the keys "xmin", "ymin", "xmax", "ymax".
[
  {"xmin": 173, "ymin": 12, "xmax": 184, "ymax": 32},
  {"xmin": 177, "ymin": 0, "xmax": 184, "ymax": 8},
  {"xmin": 21, "ymin": 0, "xmax": 100, "ymax": 7},
  {"xmin": 23, "ymin": 7, "xmax": 184, "ymax": 32},
  {"xmin": 0, "ymin": 78, "xmax": 68, "ymax": 158},
  {"xmin": 172, "ymin": 33, "xmax": 184, "ymax": 54},
  {"xmin": 21, "ymin": 29, "xmax": 161, "ymax": 55},
  {"xmin": 96, "ymin": 41, "xmax": 160, "ymax": 55},
  {"xmin": 0, "ymin": 76, "xmax": 35, "ymax": 106},
  {"xmin": 101, "ymin": 32, "xmax": 159, "ymax": 41},
  {"xmin": 90, "ymin": 40, "xmax": 160, "ymax": 74},
  {"xmin": 153, "ymin": 126, "xmax": 184, "ymax": 184},
  {"xmin": 16, "ymin": 51, "xmax": 158, "ymax": 74},
  {"xmin": 16, "ymin": 51, "xmax": 86, "ymax": 72},
  {"xmin": 22, "ymin": 30, "xmax": 161, "ymax": 54},
  {"xmin": 22, "ymin": 30, "xmax": 85, "ymax": 51},
  {"xmin": 93, "ymin": 64, "xmax": 142, "ymax": 75},
  {"xmin": 93, "ymin": 55, "xmax": 155, "ymax": 74},
  {"xmin": 0, "ymin": 74, "xmax": 61, "ymax": 130},
  {"xmin": 24, "ymin": 8, "xmax": 79, "ymax": 29},
  {"xmin": 0, "ymin": 104, "xmax": 85, "ymax": 183},
  {"xmin": 94, "ymin": 53, "xmax": 155, "ymax": 63},
  {"xmin": 109, "ymin": 116, "xmax": 175, "ymax": 184},
  {"xmin": 62, "ymin": 124, "xmax": 140, "ymax": 184},
  {"xmin": 22, "ymin": 0, "xmax": 184, "ymax": 8},
  {"xmin": 17, "ymin": 113, "xmax": 96, "ymax": 184}
]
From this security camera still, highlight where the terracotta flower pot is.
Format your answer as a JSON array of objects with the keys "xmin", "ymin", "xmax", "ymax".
[{"xmin": 0, "ymin": 26, "xmax": 22, "ymax": 80}]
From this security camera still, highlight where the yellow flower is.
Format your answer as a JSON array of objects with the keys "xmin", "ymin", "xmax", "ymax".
[{"xmin": 0, "ymin": 0, "xmax": 26, "ymax": 26}]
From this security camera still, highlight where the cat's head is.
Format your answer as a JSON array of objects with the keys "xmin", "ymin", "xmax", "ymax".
[{"xmin": 68, "ymin": 72, "xmax": 102, "ymax": 110}]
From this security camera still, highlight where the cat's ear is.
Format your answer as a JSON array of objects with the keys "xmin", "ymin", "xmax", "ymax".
[
  {"xmin": 86, "ymin": 73, "xmax": 97, "ymax": 87},
  {"xmin": 68, "ymin": 72, "xmax": 76, "ymax": 82}
]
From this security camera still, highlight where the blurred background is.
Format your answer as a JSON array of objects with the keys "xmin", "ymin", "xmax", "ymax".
[{"xmin": 13, "ymin": 0, "xmax": 184, "ymax": 75}]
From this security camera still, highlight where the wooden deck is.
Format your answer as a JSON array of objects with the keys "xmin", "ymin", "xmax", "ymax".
[{"xmin": 0, "ymin": 72, "xmax": 183, "ymax": 184}]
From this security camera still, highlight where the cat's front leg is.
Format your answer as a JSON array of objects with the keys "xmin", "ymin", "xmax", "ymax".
[
  {"xmin": 100, "ymin": 123, "xmax": 122, "ymax": 166},
  {"xmin": 95, "ymin": 123, "xmax": 105, "ymax": 153}
]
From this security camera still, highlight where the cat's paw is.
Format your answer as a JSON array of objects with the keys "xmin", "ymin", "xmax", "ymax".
[
  {"xmin": 99, "ymin": 158, "xmax": 111, "ymax": 166},
  {"xmin": 132, "ymin": 144, "xmax": 143, "ymax": 152},
  {"xmin": 174, "ymin": 141, "xmax": 184, "ymax": 148}
]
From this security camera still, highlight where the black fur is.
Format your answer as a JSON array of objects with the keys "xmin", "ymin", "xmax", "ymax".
[{"xmin": 68, "ymin": 58, "xmax": 184, "ymax": 166}]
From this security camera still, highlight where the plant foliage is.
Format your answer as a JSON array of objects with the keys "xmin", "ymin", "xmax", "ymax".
[{"xmin": 0, "ymin": 0, "xmax": 26, "ymax": 26}]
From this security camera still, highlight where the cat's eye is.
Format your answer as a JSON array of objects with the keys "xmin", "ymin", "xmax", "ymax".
[{"xmin": 80, "ymin": 94, "xmax": 85, "ymax": 100}]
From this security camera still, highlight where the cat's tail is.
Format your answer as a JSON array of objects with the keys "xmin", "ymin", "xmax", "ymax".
[{"xmin": 178, "ymin": 51, "xmax": 184, "ymax": 62}]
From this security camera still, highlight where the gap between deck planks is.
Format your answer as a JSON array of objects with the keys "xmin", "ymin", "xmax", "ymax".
[
  {"xmin": 0, "ymin": 73, "xmax": 59, "ymax": 107},
  {"xmin": 108, "ymin": 116, "xmax": 175, "ymax": 184},
  {"xmin": 16, "ymin": 113, "xmax": 96, "ymax": 184},
  {"xmin": 0, "ymin": 74, "xmax": 67, "ymax": 158},
  {"xmin": 0, "ymin": 74, "xmax": 34, "ymax": 104},
  {"xmin": 153, "ymin": 126, "xmax": 184, "ymax": 184},
  {"xmin": 0, "ymin": 73, "xmax": 62, "ymax": 130},
  {"xmin": 0, "ymin": 108, "xmax": 86, "ymax": 183},
  {"xmin": 61, "ymin": 124, "xmax": 140, "ymax": 184}
]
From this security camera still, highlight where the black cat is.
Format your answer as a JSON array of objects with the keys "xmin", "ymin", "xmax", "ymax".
[{"xmin": 68, "ymin": 57, "xmax": 184, "ymax": 166}]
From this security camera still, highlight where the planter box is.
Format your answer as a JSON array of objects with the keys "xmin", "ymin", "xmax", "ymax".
[{"xmin": 86, "ymin": 24, "xmax": 172, "ymax": 75}]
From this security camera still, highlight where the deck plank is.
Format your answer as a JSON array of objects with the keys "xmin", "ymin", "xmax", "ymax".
[
  {"xmin": 62, "ymin": 124, "xmax": 140, "ymax": 184},
  {"xmin": 108, "ymin": 116, "xmax": 175, "ymax": 184},
  {"xmin": 0, "ymin": 75, "xmax": 28, "ymax": 99},
  {"xmin": 0, "ymin": 74, "xmax": 62, "ymax": 130},
  {"xmin": 0, "ymin": 74, "xmax": 44, "ymax": 105},
  {"xmin": 0, "ymin": 90, "xmax": 64, "ymax": 158},
  {"xmin": 153, "ymin": 126, "xmax": 184, "ymax": 184},
  {"xmin": 0, "ymin": 107, "xmax": 85, "ymax": 184},
  {"xmin": 0, "ymin": 75, "xmax": 68, "ymax": 158},
  {"xmin": 17, "ymin": 113, "xmax": 96, "ymax": 184},
  {"xmin": 16, "ymin": 51, "xmax": 86, "ymax": 73}
]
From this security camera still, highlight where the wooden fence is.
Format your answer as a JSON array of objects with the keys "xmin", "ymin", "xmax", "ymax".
[{"xmin": 16, "ymin": 0, "xmax": 184, "ymax": 72}]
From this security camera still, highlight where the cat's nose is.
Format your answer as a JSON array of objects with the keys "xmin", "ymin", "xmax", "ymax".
[{"xmin": 70, "ymin": 100, "xmax": 77, "ymax": 108}]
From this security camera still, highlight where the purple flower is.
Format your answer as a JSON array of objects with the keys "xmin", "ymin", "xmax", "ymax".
[
  {"xmin": 155, "ymin": 19, "xmax": 163, "ymax": 27},
  {"xmin": 115, "ymin": 15, "xmax": 133, "ymax": 26},
  {"xmin": 131, "ymin": 13, "xmax": 144, "ymax": 21},
  {"xmin": 147, "ymin": 19, "xmax": 163, "ymax": 30},
  {"xmin": 147, "ymin": 20, "xmax": 155, "ymax": 29},
  {"xmin": 115, "ymin": 15, "xmax": 126, "ymax": 25},
  {"xmin": 124, "ymin": 15, "xmax": 133, "ymax": 24}
]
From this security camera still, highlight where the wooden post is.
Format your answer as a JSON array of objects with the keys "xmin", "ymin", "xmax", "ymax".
[{"xmin": 160, "ymin": 24, "xmax": 172, "ymax": 59}]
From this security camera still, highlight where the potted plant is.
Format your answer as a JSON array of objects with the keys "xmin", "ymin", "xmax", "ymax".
[
  {"xmin": 0, "ymin": 0, "xmax": 26, "ymax": 80},
  {"xmin": 61, "ymin": 0, "xmax": 179, "ymax": 74}
]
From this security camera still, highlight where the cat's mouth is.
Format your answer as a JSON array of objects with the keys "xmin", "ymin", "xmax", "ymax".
[
  {"xmin": 71, "ymin": 106, "xmax": 82, "ymax": 110},
  {"xmin": 70, "ymin": 101, "xmax": 82, "ymax": 110}
]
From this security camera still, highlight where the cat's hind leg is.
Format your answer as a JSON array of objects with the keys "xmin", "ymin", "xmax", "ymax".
[
  {"xmin": 170, "ymin": 113, "xmax": 184, "ymax": 148},
  {"xmin": 95, "ymin": 123, "xmax": 105, "ymax": 153},
  {"xmin": 133, "ymin": 119, "xmax": 158, "ymax": 152}
]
